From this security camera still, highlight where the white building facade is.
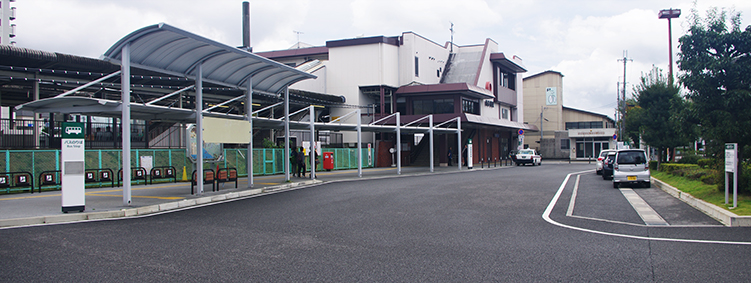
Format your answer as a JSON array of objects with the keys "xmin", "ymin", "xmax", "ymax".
[{"xmin": 258, "ymin": 32, "xmax": 535, "ymax": 167}]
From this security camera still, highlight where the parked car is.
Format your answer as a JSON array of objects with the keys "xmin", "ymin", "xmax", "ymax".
[
  {"xmin": 612, "ymin": 149, "xmax": 651, "ymax": 188},
  {"xmin": 514, "ymin": 149, "xmax": 542, "ymax": 166},
  {"xmin": 596, "ymin": 149, "xmax": 616, "ymax": 175},
  {"xmin": 601, "ymin": 152, "xmax": 617, "ymax": 180}
]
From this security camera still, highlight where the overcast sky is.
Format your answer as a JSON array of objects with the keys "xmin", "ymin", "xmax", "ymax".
[{"xmin": 11, "ymin": 0, "xmax": 751, "ymax": 118}]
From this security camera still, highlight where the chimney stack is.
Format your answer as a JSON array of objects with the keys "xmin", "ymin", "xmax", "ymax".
[{"xmin": 242, "ymin": 1, "xmax": 251, "ymax": 52}]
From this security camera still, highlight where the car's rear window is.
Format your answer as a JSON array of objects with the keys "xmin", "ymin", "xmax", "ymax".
[
  {"xmin": 519, "ymin": 149, "xmax": 534, "ymax": 155},
  {"xmin": 617, "ymin": 151, "xmax": 646, "ymax": 164},
  {"xmin": 600, "ymin": 150, "xmax": 613, "ymax": 157}
]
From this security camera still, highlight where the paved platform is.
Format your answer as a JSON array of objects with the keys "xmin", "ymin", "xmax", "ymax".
[{"xmin": 0, "ymin": 164, "xmax": 513, "ymax": 228}]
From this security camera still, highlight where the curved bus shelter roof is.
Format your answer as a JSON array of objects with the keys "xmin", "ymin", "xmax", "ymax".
[{"xmin": 103, "ymin": 23, "xmax": 315, "ymax": 94}]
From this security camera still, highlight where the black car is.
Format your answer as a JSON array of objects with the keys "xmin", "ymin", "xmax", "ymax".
[{"xmin": 602, "ymin": 152, "xmax": 617, "ymax": 180}]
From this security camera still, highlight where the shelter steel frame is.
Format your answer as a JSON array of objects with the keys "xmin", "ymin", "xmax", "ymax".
[{"xmin": 16, "ymin": 23, "xmax": 463, "ymax": 207}]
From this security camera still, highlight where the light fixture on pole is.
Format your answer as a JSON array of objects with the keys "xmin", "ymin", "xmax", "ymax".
[{"xmin": 659, "ymin": 8, "xmax": 681, "ymax": 85}]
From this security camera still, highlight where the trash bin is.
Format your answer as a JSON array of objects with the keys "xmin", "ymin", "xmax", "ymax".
[{"xmin": 323, "ymin": 152, "xmax": 334, "ymax": 171}]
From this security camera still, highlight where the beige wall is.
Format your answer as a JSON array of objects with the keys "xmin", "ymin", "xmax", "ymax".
[{"xmin": 522, "ymin": 72, "xmax": 564, "ymax": 146}]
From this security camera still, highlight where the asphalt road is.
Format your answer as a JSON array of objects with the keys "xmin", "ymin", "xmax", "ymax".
[{"xmin": 1, "ymin": 163, "xmax": 750, "ymax": 282}]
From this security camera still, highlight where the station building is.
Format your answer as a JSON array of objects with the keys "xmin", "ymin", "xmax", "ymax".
[
  {"xmin": 522, "ymin": 70, "xmax": 616, "ymax": 160},
  {"xmin": 257, "ymin": 32, "xmax": 536, "ymax": 167}
]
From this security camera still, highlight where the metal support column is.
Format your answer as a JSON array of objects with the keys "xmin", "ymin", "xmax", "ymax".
[
  {"xmin": 246, "ymin": 77, "xmax": 253, "ymax": 188},
  {"xmin": 121, "ymin": 43, "xmax": 132, "ymax": 205},
  {"xmin": 33, "ymin": 73, "xmax": 40, "ymax": 148},
  {"xmin": 196, "ymin": 63, "xmax": 204, "ymax": 194},
  {"xmin": 457, "ymin": 118, "xmax": 462, "ymax": 170},
  {"xmin": 396, "ymin": 112, "xmax": 401, "ymax": 175},
  {"xmin": 429, "ymin": 115, "xmax": 434, "ymax": 173},
  {"xmin": 284, "ymin": 87, "xmax": 290, "ymax": 181},
  {"xmin": 309, "ymin": 105, "xmax": 316, "ymax": 179},
  {"xmin": 357, "ymin": 109, "xmax": 362, "ymax": 177}
]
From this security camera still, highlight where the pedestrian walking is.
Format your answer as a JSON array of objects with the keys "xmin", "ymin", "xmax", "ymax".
[
  {"xmin": 298, "ymin": 146, "xmax": 306, "ymax": 178},
  {"xmin": 291, "ymin": 147, "xmax": 299, "ymax": 177},
  {"xmin": 448, "ymin": 147, "xmax": 453, "ymax": 166}
]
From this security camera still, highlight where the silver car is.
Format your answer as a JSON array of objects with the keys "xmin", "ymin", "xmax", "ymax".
[{"xmin": 612, "ymin": 149, "xmax": 650, "ymax": 188}]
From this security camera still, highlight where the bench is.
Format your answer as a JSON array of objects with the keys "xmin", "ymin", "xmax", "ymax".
[
  {"xmin": 216, "ymin": 167, "xmax": 238, "ymax": 190},
  {"xmin": 191, "ymin": 169, "xmax": 215, "ymax": 194}
]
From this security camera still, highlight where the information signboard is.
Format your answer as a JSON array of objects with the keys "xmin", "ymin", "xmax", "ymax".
[
  {"xmin": 725, "ymin": 143, "xmax": 737, "ymax": 173},
  {"xmin": 61, "ymin": 122, "xmax": 85, "ymax": 213},
  {"xmin": 725, "ymin": 143, "xmax": 738, "ymax": 208}
]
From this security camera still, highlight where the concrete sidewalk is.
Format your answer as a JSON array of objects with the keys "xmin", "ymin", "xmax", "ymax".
[{"xmin": 0, "ymin": 165, "xmax": 510, "ymax": 228}]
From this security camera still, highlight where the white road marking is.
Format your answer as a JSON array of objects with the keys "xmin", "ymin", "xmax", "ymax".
[
  {"xmin": 543, "ymin": 171, "xmax": 751, "ymax": 246},
  {"xmin": 566, "ymin": 175, "xmax": 580, "ymax": 216},
  {"xmin": 620, "ymin": 188, "xmax": 668, "ymax": 226}
]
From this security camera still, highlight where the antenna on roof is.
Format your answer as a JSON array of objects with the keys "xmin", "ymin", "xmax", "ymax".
[{"xmin": 293, "ymin": 30, "xmax": 304, "ymax": 49}]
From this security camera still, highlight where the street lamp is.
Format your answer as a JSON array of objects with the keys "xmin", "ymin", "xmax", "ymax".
[{"xmin": 659, "ymin": 8, "xmax": 681, "ymax": 85}]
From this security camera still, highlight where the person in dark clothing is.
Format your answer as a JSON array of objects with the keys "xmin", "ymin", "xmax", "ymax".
[
  {"xmin": 448, "ymin": 147, "xmax": 453, "ymax": 166},
  {"xmin": 298, "ymin": 146, "xmax": 306, "ymax": 178},
  {"xmin": 291, "ymin": 147, "xmax": 299, "ymax": 177}
]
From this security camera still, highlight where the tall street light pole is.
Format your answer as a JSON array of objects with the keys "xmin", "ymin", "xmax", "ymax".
[{"xmin": 659, "ymin": 8, "xmax": 681, "ymax": 85}]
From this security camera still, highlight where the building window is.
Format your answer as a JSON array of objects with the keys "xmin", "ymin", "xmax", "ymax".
[
  {"xmin": 414, "ymin": 56, "xmax": 419, "ymax": 77},
  {"xmin": 396, "ymin": 97, "xmax": 406, "ymax": 114},
  {"xmin": 413, "ymin": 99, "xmax": 454, "ymax": 115},
  {"xmin": 497, "ymin": 67, "xmax": 516, "ymax": 91},
  {"xmin": 462, "ymin": 98, "xmax": 479, "ymax": 115},
  {"xmin": 561, "ymin": 139, "xmax": 570, "ymax": 150},
  {"xmin": 501, "ymin": 108, "xmax": 509, "ymax": 120},
  {"xmin": 565, "ymin": 121, "xmax": 604, "ymax": 130}
]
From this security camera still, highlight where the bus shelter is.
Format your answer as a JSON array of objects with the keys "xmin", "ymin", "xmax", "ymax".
[{"xmin": 16, "ymin": 23, "xmax": 462, "ymax": 207}]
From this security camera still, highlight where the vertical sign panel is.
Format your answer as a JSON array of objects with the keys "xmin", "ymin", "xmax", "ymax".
[{"xmin": 61, "ymin": 122, "xmax": 85, "ymax": 213}]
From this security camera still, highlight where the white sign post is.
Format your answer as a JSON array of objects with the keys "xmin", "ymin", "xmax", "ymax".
[
  {"xmin": 61, "ymin": 122, "xmax": 85, "ymax": 213},
  {"xmin": 725, "ymin": 143, "xmax": 738, "ymax": 208},
  {"xmin": 467, "ymin": 139, "xmax": 473, "ymax": 169}
]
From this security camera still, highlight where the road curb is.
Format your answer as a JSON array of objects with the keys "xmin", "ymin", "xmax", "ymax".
[{"xmin": 652, "ymin": 177, "xmax": 751, "ymax": 227}]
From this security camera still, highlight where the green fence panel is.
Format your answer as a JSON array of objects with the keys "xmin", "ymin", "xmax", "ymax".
[{"xmin": 1, "ymin": 147, "xmax": 373, "ymax": 193}]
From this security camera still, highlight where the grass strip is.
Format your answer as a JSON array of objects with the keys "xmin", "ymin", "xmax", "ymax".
[{"xmin": 653, "ymin": 171, "xmax": 751, "ymax": 215}]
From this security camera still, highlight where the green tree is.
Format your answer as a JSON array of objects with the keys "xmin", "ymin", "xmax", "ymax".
[
  {"xmin": 678, "ymin": 6, "xmax": 751, "ymax": 193},
  {"xmin": 622, "ymin": 97, "xmax": 642, "ymax": 146},
  {"xmin": 627, "ymin": 67, "xmax": 692, "ymax": 164}
]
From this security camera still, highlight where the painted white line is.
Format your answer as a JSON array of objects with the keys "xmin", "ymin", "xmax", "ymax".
[
  {"xmin": 620, "ymin": 188, "xmax": 668, "ymax": 226},
  {"xmin": 566, "ymin": 175, "xmax": 581, "ymax": 216},
  {"xmin": 543, "ymin": 171, "xmax": 751, "ymax": 246}
]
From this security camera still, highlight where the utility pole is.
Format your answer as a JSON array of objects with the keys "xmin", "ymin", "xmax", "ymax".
[{"xmin": 617, "ymin": 50, "xmax": 632, "ymax": 143}]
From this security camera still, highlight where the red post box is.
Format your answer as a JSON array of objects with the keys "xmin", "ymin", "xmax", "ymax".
[{"xmin": 323, "ymin": 152, "xmax": 334, "ymax": 171}]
